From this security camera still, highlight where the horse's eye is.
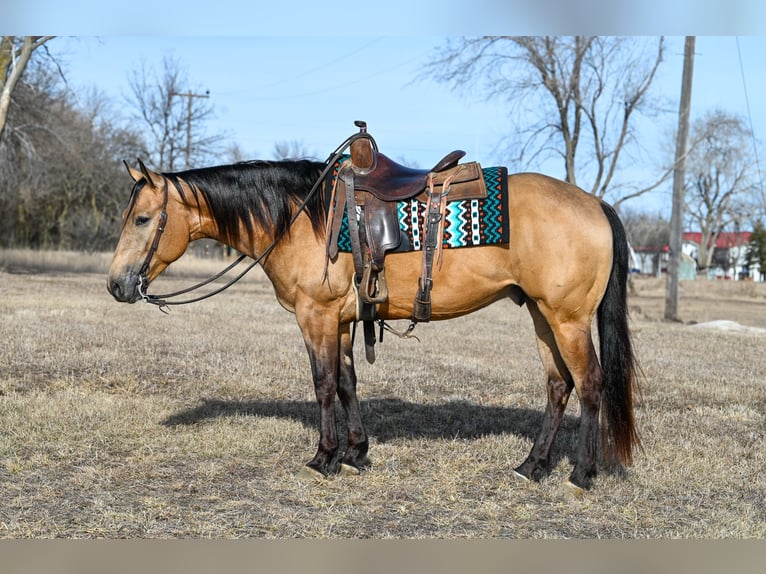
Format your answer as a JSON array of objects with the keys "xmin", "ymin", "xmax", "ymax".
[{"xmin": 134, "ymin": 215, "xmax": 151, "ymax": 227}]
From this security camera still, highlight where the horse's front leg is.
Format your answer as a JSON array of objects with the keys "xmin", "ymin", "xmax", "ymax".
[
  {"xmin": 298, "ymin": 318, "xmax": 370, "ymax": 478},
  {"xmin": 294, "ymin": 299, "xmax": 364, "ymax": 479},
  {"xmin": 337, "ymin": 323, "xmax": 370, "ymax": 474},
  {"xmin": 299, "ymin": 324, "xmax": 342, "ymax": 479}
]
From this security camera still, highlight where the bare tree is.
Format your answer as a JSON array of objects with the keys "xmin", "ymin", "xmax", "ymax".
[
  {"xmin": 425, "ymin": 36, "xmax": 666, "ymax": 206},
  {"xmin": 272, "ymin": 139, "xmax": 317, "ymax": 160},
  {"xmin": 127, "ymin": 55, "xmax": 222, "ymax": 171},
  {"xmin": 0, "ymin": 36, "xmax": 55, "ymax": 140},
  {"xmin": 0, "ymin": 57, "xmax": 144, "ymax": 250},
  {"xmin": 621, "ymin": 207, "xmax": 670, "ymax": 275},
  {"xmin": 684, "ymin": 109, "xmax": 760, "ymax": 272},
  {"xmin": 225, "ymin": 142, "xmax": 248, "ymax": 163}
]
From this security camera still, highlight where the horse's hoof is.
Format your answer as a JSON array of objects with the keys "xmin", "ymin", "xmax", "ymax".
[
  {"xmin": 564, "ymin": 480, "xmax": 586, "ymax": 499},
  {"xmin": 512, "ymin": 470, "xmax": 530, "ymax": 484},
  {"xmin": 296, "ymin": 466, "xmax": 326, "ymax": 482},
  {"xmin": 339, "ymin": 463, "xmax": 361, "ymax": 477}
]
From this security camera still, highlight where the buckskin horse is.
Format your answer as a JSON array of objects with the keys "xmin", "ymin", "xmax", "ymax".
[{"xmin": 106, "ymin": 127, "xmax": 640, "ymax": 495}]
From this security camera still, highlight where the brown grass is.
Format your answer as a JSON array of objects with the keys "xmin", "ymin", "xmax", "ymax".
[{"xmin": 1, "ymin": 256, "xmax": 765, "ymax": 538}]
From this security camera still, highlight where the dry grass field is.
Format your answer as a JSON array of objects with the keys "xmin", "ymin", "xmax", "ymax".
[{"xmin": 1, "ymin": 250, "xmax": 765, "ymax": 538}]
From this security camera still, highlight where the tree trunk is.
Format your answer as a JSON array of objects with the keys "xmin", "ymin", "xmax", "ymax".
[{"xmin": 0, "ymin": 37, "xmax": 54, "ymax": 140}]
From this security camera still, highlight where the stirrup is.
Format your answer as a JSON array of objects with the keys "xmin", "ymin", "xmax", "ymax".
[{"xmin": 360, "ymin": 265, "xmax": 388, "ymax": 305}]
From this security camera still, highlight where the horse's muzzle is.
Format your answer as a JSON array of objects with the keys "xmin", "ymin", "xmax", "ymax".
[{"xmin": 107, "ymin": 271, "xmax": 142, "ymax": 303}]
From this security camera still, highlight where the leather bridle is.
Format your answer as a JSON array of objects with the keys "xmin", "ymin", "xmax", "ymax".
[
  {"xmin": 131, "ymin": 129, "xmax": 369, "ymax": 311},
  {"xmin": 136, "ymin": 179, "xmax": 169, "ymax": 301}
]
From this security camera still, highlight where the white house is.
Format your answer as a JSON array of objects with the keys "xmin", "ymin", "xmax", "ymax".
[{"xmin": 682, "ymin": 232, "xmax": 760, "ymax": 281}]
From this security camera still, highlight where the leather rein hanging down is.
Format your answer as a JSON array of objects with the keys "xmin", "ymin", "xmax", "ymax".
[{"xmin": 135, "ymin": 132, "xmax": 369, "ymax": 312}]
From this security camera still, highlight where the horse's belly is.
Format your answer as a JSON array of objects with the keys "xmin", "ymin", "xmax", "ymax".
[{"xmin": 377, "ymin": 246, "xmax": 516, "ymax": 320}]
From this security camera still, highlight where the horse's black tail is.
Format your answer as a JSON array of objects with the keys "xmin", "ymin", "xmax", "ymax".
[{"xmin": 597, "ymin": 202, "xmax": 641, "ymax": 467}]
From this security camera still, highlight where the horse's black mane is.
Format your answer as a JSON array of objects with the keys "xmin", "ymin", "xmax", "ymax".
[{"xmin": 164, "ymin": 159, "xmax": 327, "ymax": 245}]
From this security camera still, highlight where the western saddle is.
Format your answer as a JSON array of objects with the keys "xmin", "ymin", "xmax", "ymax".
[{"xmin": 325, "ymin": 121, "xmax": 488, "ymax": 362}]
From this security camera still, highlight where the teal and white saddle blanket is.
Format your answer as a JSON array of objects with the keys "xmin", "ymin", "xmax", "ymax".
[{"xmin": 331, "ymin": 163, "xmax": 509, "ymax": 253}]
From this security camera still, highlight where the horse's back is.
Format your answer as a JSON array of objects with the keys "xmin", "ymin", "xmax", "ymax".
[
  {"xmin": 369, "ymin": 172, "xmax": 613, "ymax": 322},
  {"xmin": 508, "ymin": 172, "xmax": 607, "ymax": 222}
]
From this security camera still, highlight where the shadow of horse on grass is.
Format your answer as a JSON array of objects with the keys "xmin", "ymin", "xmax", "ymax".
[{"xmin": 162, "ymin": 398, "xmax": 582, "ymax": 469}]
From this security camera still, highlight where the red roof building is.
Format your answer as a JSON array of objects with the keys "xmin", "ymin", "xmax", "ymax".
[
  {"xmin": 631, "ymin": 231, "xmax": 760, "ymax": 280},
  {"xmin": 682, "ymin": 231, "xmax": 752, "ymax": 249}
]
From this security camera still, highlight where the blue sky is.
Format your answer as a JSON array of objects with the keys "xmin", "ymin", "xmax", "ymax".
[
  {"xmin": 6, "ymin": 1, "xmax": 766, "ymax": 213},
  {"xmin": 48, "ymin": 35, "xmax": 766, "ymax": 213},
  {"xmin": 52, "ymin": 37, "xmax": 510, "ymax": 162}
]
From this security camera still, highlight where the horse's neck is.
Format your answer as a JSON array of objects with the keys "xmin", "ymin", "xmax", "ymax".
[
  {"xmin": 198, "ymin": 205, "xmax": 303, "ymax": 262},
  {"xmin": 186, "ymin": 181, "xmax": 323, "ymax": 266},
  {"xmin": 188, "ymin": 198, "xmax": 219, "ymax": 243}
]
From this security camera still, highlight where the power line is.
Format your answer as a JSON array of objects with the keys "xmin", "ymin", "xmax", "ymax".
[
  {"xmin": 245, "ymin": 53, "xmax": 429, "ymax": 101},
  {"xmin": 735, "ymin": 36, "xmax": 765, "ymax": 208},
  {"xmin": 253, "ymin": 38, "xmax": 384, "ymax": 90}
]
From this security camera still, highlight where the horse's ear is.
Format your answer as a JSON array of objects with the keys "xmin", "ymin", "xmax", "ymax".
[
  {"xmin": 124, "ymin": 160, "xmax": 143, "ymax": 183},
  {"xmin": 136, "ymin": 158, "xmax": 163, "ymax": 188}
]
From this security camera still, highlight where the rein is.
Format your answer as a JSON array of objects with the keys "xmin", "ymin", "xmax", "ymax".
[{"xmin": 137, "ymin": 131, "xmax": 373, "ymax": 312}]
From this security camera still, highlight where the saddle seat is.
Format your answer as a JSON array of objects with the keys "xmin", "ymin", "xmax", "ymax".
[{"xmin": 352, "ymin": 149, "xmax": 467, "ymax": 201}]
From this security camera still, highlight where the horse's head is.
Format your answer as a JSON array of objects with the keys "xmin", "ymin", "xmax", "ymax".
[{"xmin": 107, "ymin": 160, "xmax": 192, "ymax": 303}]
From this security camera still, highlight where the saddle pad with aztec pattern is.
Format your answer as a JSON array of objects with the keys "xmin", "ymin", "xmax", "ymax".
[{"xmin": 333, "ymin": 165, "xmax": 509, "ymax": 253}]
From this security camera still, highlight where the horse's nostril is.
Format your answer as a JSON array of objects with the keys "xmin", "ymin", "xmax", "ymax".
[{"xmin": 108, "ymin": 280, "xmax": 123, "ymax": 299}]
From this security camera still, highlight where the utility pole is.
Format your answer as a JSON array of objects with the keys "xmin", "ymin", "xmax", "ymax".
[
  {"xmin": 665, "ymin": 36, "xmax": 695, "ymax": 321},
  {"xmin": 170, "ymin": 89, "xmax": 209, "ymax": 168}
]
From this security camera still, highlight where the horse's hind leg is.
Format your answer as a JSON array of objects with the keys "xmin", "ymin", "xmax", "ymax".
[
  {"xmin": 514, "ymin": 300, "xmax": 574, "ymax": 482},
  {"xmin": 535, "ymin": 306, "xmax": 604, "ymax": 492},
  {"xmin": 561, "ymin": 332, "xmax": 603, "ymax": 492},
  {"xmin": 336, "ymin": 324, "xmax": 371, "ymax": 474}
]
